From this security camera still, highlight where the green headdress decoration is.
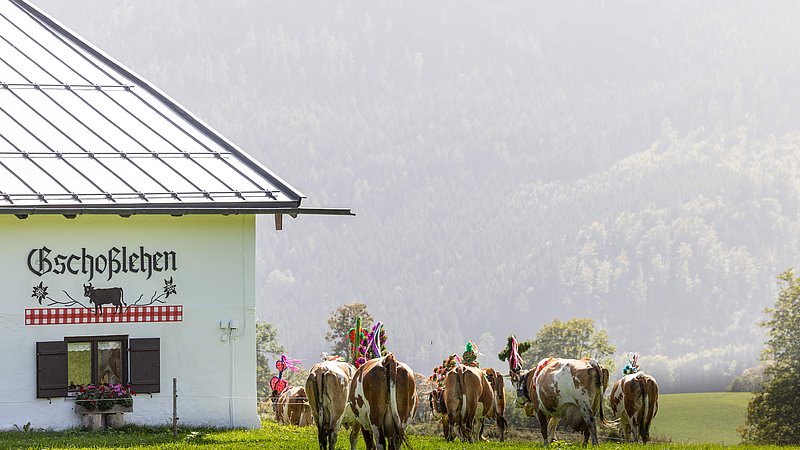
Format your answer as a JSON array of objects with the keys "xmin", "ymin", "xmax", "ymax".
[{"xmin": 462, "ymin": 340, "xmax": 479, "ymax": 367}]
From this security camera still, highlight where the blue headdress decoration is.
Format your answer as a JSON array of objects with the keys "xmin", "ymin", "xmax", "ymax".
[{"xmin": 622, "ymin": 352, "xmax": 640, "ymax": 375}]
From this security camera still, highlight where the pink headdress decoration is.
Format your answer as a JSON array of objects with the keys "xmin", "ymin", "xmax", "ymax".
[
  {"xmin": 275, "ymin": 354, "xmax": 302, "ymax": 373},
  {"xmin": 367, "ymin": 322, "xmax": 384, "ymax": 358},
  {"xmin": 509, "ymin": 335, "xmax": 523, "ymax": 372},
  {"xmin": 269, "ymin": 354, "xmax": 301, "ymax": 395}
]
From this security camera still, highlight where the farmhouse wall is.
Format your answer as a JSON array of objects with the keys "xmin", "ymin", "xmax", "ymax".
[{"xmin": 0, "ymin": 214, "xmax": 258, "ymax": 430}]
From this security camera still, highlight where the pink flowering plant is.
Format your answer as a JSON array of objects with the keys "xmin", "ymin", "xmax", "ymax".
[{"xmin": 75, "ymin": 384, "xmax": 134, "ymax": 411}]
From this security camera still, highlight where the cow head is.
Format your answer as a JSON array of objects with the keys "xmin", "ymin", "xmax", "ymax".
[
  {"xmin": 83, "ymin": 283, "xmax": 94, "ymax": 299},
  {"xmin": 428, "ymin": 387, "xmax": 447, "ymax": 416},
  {"xmin": 507, "ymin": 368, "xmax": 533, "ymax": 408},
  {"xmin": 269, "ymin": 389, "xmax": 280, "ymax": 412},
  {"xmin": 508, "ymin": 366, "xmax": 524, "ymax": 387}
]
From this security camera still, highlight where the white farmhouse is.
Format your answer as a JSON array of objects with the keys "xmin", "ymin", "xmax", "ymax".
[{"xmin": 0, "ymin": 0, "xmax": 350, "ymax": 429}]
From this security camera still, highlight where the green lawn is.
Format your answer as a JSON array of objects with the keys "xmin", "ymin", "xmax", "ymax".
[
  {"xmin": 0, "ymin": 393, "xmax": 761, "ymax": 449},
  {"xmin": 0, "ymin": 418, "xmax": 780, "ymax": 450},
  {"xmin": 650, "ymin": 392, "xmax": 752, "ymax": 445}
]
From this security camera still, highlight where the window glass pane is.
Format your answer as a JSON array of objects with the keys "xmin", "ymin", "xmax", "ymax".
[
  {"xmin": 97, "ymin": 341, "xmax": 123, "ymax": 385},
  {"xmin": 67, "ymin": 342, "xmax": 91, "ymax": 388}
]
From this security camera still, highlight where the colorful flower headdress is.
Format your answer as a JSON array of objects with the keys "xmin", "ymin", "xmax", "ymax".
[
  {"xmin": 349, "ymin": 318, "xmax": 388, "ymax": 368},
  {"xmin": 269, "ymin": 354, "xmax": 301, "ymax": 395},
  {"xmin": 622, "ymin": 352, "xmax": 640, "ymax": 375}
]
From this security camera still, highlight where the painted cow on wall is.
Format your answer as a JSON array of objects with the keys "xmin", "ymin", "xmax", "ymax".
[
  {"xmin": 83, "ymin": 283, "xmax": 125, "ymax": 315},
  {"xmin": 610, "ymin": 372, "xmax": 659, "ymax": 443}
]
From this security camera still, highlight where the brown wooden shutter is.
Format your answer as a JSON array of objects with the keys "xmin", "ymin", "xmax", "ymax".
[
  {"xmin": 36, "ymin": 341, "xmax": 68, "ymax": 398},
  {"xmin": 129, "ymin": 338, "xmax": 160, "ymax": 393}
]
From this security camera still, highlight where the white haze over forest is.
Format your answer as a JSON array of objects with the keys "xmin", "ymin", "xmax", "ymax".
[{"xmin": 33, "ymin": 0, "xmax": 800, "ymax": 392}]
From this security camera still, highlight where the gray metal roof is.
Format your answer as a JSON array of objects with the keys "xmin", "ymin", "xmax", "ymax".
[{"xmin": 0, "ymin": 0, "xmax": 351, "ymax": 217}]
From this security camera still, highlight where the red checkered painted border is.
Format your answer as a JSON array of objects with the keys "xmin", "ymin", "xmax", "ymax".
[{"xmin": 24, "ymin": 306, "xmax": 183, "ymax": 325}]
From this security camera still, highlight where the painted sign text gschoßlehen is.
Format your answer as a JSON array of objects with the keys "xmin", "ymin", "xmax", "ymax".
[{"xmin": 28, "ymin": 246, "xmax": 177, "ymax": 281}]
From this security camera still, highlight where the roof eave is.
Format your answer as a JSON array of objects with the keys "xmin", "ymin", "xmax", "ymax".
[{"xmin": 0, "ymin": 205, "xmax": 354, "ymax": 218}]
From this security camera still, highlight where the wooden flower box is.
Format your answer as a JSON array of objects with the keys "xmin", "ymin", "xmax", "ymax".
[{"xmin": 75, "ymin": 404, "xmax": 133, "ymax": 430}]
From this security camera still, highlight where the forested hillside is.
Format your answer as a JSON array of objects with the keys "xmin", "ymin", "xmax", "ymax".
[{"xmin": 33, "ymin": 0, "xmax": 800, "ymax": 391}]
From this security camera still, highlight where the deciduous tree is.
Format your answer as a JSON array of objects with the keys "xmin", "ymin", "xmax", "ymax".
[
  {"xmin": 499, "ymin": 318, "xmax": 616, "ymax": 371},
  {"xmin": 741, "ymin": 270, "xmax": 800, "ymax": 444},
  {"xmin": 325, "ymin": 303, "xmax": 374, "ymax": 358}
]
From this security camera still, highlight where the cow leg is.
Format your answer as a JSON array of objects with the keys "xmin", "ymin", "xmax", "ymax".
[
  {"xmin": 478, "ymin": 418, "xmax": 488, "ymax": 442},
  {"xmin": 388, "ymin": 432, "xmax": 401, "ymax": 450},
  {"xmin": 347, "ymin": 424, "xmax": 359, "ymax": 450},
  {"xmin": 441, "ymin": 417, "xmax": 452, "ymax": 441},
  {"xmin": 630, "ymin": 416, "xmax": 640, "ymax": 443},
  {"xmin": 360, "ymin": 426, "xmax": 375, "ymax": 450},
  {"xmin": 463, "ymin": 416, "xmax": 474, "ymax": 443},
  {"xmin": 376, "ymin": 428, "xmax": 387, "ymax": 450},
  {"xmin": 582, "ymin": 428, "xmax": 590, "ymax": 446},
  {"xmin": 446, "ymin": 414, "xmax": 456, "ymax": 442},
  {"xmin": 619, "ymin": 415, "xmax": 631, "ymax": 443},
  {"xmin": 537, "ymin": 410, "xmax": 549, "ymax": 445},
  {"xmin": 328, "ymin": 429, "xmax": 338, "ymax": 450},
  {"xmin": 547, "ymin": 417, "xmax": 559, "ymax": 443},
  {"xmin": 316, "ymin": 424, "xmax": 327, "ymax": 450},
  {"xmin": 497, "ymin": 414, "xmax": 507, "ymax": 442},
  {"xmin": 578, "ymin": 404, "xmax": 599, "ymax": 446}
]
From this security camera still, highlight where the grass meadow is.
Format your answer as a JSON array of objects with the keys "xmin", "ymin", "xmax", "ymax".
[
  {"xmin": 0, "ymin": 392, "xmax": 774, "ymax": 450},
  {"xmin": 650, "ymin": 392, "xmax": 751, "ymax": 445}
]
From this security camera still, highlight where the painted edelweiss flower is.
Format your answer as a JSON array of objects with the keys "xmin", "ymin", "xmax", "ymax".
[
  {"xmin": 31, "ymin": 281, "xmax": 48, "ymax": 305},
  {"xmin": 163, "ymin": 277, "xmax": 177, "ymax": 298}
]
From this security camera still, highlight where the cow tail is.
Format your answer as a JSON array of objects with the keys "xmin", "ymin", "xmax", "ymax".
[
  {"xmin": 314, "ymin": 370, "xmax": 325, "ymax": 433},
  {"xmin": 493, "ymin": 371, "xmax": 507, "ymax": 441},
  {"xmin": 642, "ymin": 376, "xmax": 658, "ymax": 442},
  {"xmin": 455, "ymin": 366, "xmax": 469, "ymax": 441},
  {"xmin": 383, "ymin": 353, "xmax": 408, "ymax": 448},
  {"xmin": 588, "ymin": 359, "xmax": 611, "ymax": 427},
  {"xmin": 637, "ymin": 374, "xmax": 647, "ymax": 440}
]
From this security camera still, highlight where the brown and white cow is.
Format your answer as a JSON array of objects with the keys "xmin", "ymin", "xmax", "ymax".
[
  {"xmin": 275, "ymin": 386, "xmax": 313, "ymax": 426},
  {"xmin": 429, "ymin": 367, "xmax": 506, "ymax": 442},
  {"xmin": 428, "ymin": 387, "xmax": 451, "ymax": 441},
  {"xmin": 443, "ymin": 365, "xmax": 506, "ymax": 443},
  {"xmin": 306, "ymin": 360, "xmax": 360, "ymax": 450},
  {"xmin": 511, "ymin": 358, "xmax": 610, "ymax": 446},
  {"xmin": 610, "ymin": 372, "xmax": 659, "ymax": 443},
  {"xmin": 349, "ymin": 353, "xmax": 417, "ymax": 450},
  {"xmin": 481, "ymin": 367, "xmax": 508, "ymax": 441}
]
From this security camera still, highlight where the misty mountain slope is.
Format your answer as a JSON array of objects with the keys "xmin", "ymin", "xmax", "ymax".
[
  {"xmin": 30, "ymin": 0, "xmax": 800, "ymax": 390},
  {"xmin": 254, "ymin": 130, "xmax": 800, "ymax": 390}
]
